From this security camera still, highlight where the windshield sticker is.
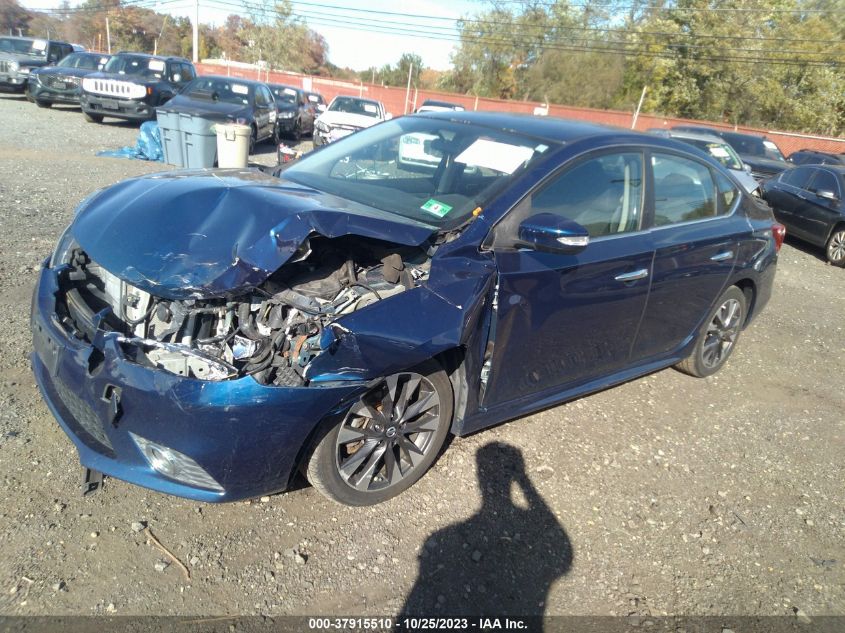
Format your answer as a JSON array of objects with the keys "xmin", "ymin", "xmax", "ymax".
[
  {"xmin": 763, "ymin": 140, "xmax": 779, "ymax": 151},
  {"xmin": 148, "ymin": 60, "xmax": 165, "ymax": 72},
  {"xmin": 709, "ymin": 146, "xmax": 730, "ymax": 158},
  {"xmin": 421, "ymin": 199, "xmax": 453, "ymax": 217},
  {"xmin": 455, "ymin": 139, "xmax": 535, "ymax": 174},
  {"xmin": 231, "ymin": 84, "xmax": 249, "ymax": 95},
  {"xmin": 283, "ymin": 88, "xmax": 297, "ymax": 95},
  {"xmin": 363, "ymin": 103, "xmax": 378, "ymax": 113},
  {"xmin": 32, "ymin": 39, "xmax": 47, "ymax": 51}
]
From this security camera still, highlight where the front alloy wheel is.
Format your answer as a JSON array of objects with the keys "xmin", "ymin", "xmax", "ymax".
[
  {"xmin": 306, "ymin": 361, "xmax": 452, "ymax": 505},
  {"xmin": 826, "ymin": 228, "xmax": 845, "ymax": 267},
  {"xmin": 676, "ymin": 285, "xmax": 746, "ymax": 378}
]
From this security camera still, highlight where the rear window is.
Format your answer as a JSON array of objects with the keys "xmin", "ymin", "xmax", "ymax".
[{"xmin": 722, "ymin": 133, "xmax": 785, "ymax": 162}]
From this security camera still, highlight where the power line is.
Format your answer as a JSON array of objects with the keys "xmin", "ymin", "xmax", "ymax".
[
  {"xmin": 282, "ymin": 3, "xmax": 845, "ymax": 58},
  {"xmin": 207, "ymin": 0, "xmax": 845, "ymax": 67},
  {"xmin": 467, "ymin": 0, "xmax": 845, "ymax": 14}
]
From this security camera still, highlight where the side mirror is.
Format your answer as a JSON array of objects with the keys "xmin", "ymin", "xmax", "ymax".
[
  {"xmin": 517, "ymin": 214, "xmax": 589, "ymax": 255},
  {"xmin": 815, "ymin": 189, "xmax": 838, "ymax": 201}
]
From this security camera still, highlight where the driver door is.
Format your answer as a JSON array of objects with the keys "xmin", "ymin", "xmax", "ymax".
[{"xmin": 482, "ymin": 150, "xmax": 655, "ymax": 408}]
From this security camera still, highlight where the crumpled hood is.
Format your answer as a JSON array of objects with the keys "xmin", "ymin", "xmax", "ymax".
[
  {"xmin": 70, "ymin": 169, "xmax": 437, "ymax": 300},
  {"xmin": 163, "ymin": 95, "xmax": 250, "ymax": 121},
  {"xmin": 317, "ymin": 111, "xmax": 381, "ymax": 129}
]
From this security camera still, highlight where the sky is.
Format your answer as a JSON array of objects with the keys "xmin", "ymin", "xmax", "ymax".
[{"xmin": 19, "ymin": 0, "xmax": 483, "ymax": 70}]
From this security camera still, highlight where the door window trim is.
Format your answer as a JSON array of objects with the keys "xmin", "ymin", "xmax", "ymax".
[{"xmin": 645, "ymin": 148, "xmax": 741, "ymax": 232}]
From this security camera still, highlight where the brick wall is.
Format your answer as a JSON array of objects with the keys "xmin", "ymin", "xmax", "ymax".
[{"xmin": 196, "ymin": 62, "xmax": 844, "ymax": 157}]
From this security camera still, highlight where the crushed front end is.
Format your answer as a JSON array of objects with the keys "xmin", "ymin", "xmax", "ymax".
[{"xmin": 31, "ymin": 231, "xmax": 430, "ymax": 501}]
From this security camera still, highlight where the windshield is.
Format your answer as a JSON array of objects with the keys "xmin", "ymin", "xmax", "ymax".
[
  {"xmin": 329, "ymin": 97, "xmax": 381, "ymax": 118},
  {"xmin": 0, "ymin": 37, "xmax": 47, "ymax": 57},
  {"xmin": 103, "ymin": 55, "xmax": 165, "ymax": 79},
  {"xmin": 282, "ymin": 117, "xmax": 552, "ymax": 229},
  {"xmin": 58, "ymin": 53, "xmax": 104, "ymax": 70},
  {"xmin": 182, "ymin": 77, "xmax": 252, "ymax": 105},
  {"xmin": 721, "ymin": 132, "xmax": 786, "ymax": 162},
  {"xmin": 685, "ymin": 139, "xmax": 743, "ymax": 170},
  {"xmin": 271, "ymin": 86, "xmax": 298, "ymax": 104}
]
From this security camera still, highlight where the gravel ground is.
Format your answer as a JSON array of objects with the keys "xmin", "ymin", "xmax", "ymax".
[{"xmin": 0, "ymin": 94, "xmax": 843, "ymax": 621}]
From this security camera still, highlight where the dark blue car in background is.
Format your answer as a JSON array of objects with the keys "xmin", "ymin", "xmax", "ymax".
[{"xmin": 31, "ymin": 113, "xmax": 783, "ymax": 506}]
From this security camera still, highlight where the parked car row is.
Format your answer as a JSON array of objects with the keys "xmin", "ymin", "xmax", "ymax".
[{"xmin": 2, "ymin": 36, "xmax": 332, "ymax": 152}]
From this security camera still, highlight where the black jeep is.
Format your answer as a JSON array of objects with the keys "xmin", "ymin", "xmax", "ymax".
[
  {"xmin": 0, "ymin": 36, "xmax": 74, "ymax": 94},
  {"xmin": 79, "ymin": 52, "xmax": 196, "ymax": 123}
]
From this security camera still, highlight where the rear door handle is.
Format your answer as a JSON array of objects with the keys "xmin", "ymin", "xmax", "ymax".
[
  {"xmin": 710, "ymin": 251, "xmax": 734, "ymax": 262},
  {"xmin": 614, "ymin": 268, "xmax": 649, "ymax": 282}
]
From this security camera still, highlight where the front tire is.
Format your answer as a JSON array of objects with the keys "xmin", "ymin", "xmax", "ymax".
[
  {"xmin": 676, "ymin": 286, "xmax": 746, "ymax": 378},
  {"xmin": 826, "ymin": 227, "xmax": 845, "ymax": 267},
  {"xmin": 306, "ymin": 360, "xmax": 452, "ymax": 506}
]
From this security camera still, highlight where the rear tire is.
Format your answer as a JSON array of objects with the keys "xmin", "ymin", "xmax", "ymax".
[
  {"xmin": 676, "ymin": 285, "xmax": 746, "ymax": 378},
  {"xmin": 83, "ymin": 111, "xmax": 103, "ymax": 123},
  {"xmin": 825, "ymin": 227, "xmax": 845, "ymax": 267},
  {"xmin": 306, "ymin": 360, "xmax": 452, "ymax": 506}
]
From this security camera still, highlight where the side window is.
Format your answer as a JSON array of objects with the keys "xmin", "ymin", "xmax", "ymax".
[
  {"xmin": 526, "ymin": 152, "xmax": 644, "ymax": 238},
  {"xmin": 714, "ymin": 170, "xmax": 739, "ymax": 215},
  {"xmin": 809, "ymin": 170, "xmax": 840, "ymax": 197},
  {"xmin": 255, "ymin": 86, "xmax": 269, "ymax": 107},
  {"xmin": 651, "ymin": 153, "xmax": 718, "ymax": 226},
  {"xmin": 781, "ymin": 167, "xmax": 814, "ymax": 189},
  {"xmin": 181, "ymin": 64, "xmax": 195, "ymax": 82}
]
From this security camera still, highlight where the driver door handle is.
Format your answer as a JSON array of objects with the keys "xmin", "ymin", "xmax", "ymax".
[
  {"xmin": 710, "ymin": 251, "xmax": 734, "ymax": 262},
  {"xmin": 614, "ymin": 268, "xmax": 649, "ymax": 282}
]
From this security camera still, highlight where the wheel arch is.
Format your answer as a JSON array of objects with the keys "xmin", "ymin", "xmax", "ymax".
[
  {"xmin": 733, "ymin": 278, "xmax": 757, "ymax": 327},
  {"xmin": 826, "ymin": 220, "xmax": 845, "ymax": 245}
]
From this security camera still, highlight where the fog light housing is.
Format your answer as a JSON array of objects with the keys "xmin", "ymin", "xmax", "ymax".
[{"xmin": 130, "ymin": 432, "xmax": 224, "ymax": 492}]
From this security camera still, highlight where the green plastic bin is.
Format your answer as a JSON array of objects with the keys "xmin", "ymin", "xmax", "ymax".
[
  {"xmin": 155, "ymin": 108, "xmax": 183, "ymax": 167},
  {"xmin": 179, "ymin": 112, "xmax": 218, "ymax": 168}
]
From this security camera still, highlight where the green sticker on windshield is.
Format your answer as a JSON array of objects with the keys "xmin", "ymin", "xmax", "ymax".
[{"xmin": 421, "ymin": 199, "xmax": 453, "ymax": 217}]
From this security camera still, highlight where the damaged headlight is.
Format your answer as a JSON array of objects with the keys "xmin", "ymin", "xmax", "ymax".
[{"xmin": 50, "ymin": 224, "xmax": 78, "ymax": 268}]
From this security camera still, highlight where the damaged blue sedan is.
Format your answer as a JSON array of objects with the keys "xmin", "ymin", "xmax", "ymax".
[{"xmin": 31, "ymin": 112, "xmax": 783, "ymax": 505}]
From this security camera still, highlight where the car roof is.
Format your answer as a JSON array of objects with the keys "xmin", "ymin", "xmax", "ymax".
[
  {"xmin": 192, "ymin": 74, "xmax": 262, "ymax": 87},
  {"xmin": 268, "ymin": 83, "xmax": 301, "ymax": 91},
  {"xmin": 0, "ymin": 35, "xmax": 71, "ymax": 45},
  {"xmin": 113, "ymin": 51, "xmax": 190, "ymax": 62},
  {"xmin": 421, "ymin": 99, "xmax": 462, "ymax": 108},
  {"xmin": 651, "ymin": 128, "xmax": 726, "ymax": 144},
  {"xmin": 800, "ymin": 164, "xmax": 845, "ymax": 174},
  {"xmin": 417, "ymin": 111, "xmax": 632, "ymax": 143}
]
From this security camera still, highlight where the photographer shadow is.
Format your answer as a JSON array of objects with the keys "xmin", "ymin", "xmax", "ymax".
[{"xmin": 399, "ymin": 441, "xmax": 573, "ymax": 619}]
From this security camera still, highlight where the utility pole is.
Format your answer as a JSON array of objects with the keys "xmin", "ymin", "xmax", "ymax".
[
  {"xmin": 404, "ymin": 62, "xmax": 413, "ymax": 114},
  {"xmin": 154, "ymin": 15, "xmax": 168, "ymax": 56},
  {"xmin": 192, "ymin": 0, "xmax": 199, "ymax": 62},
  {"xmin": 631, "ymin": 85, "xmax": 647, "ymax": 130},
  {"xmin": 105, "ymin": 17, "xmax": 111, "ymax": 54}
]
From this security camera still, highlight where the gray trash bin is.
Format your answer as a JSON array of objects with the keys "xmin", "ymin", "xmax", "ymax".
[
  {"xmin": 155, "ymin": 108, "xmax": 183, "ymax": 167},
  {"xmin": 179, "ymin": 113, "xmax": 218, "ymax": 168}
]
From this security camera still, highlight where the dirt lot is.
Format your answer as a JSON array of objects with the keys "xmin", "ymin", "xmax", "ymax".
[{"xmin": 0, "ymin": 94, "xmax": 843, "ymax": 621}]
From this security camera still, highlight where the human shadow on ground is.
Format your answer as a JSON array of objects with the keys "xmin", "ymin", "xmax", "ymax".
[{"xmin": 398, "ymin": 441, "xmax": 573, "ymax": 619}]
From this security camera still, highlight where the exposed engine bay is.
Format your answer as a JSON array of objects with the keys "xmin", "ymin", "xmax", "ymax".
[{"xmin": 55, "ymin": 235, "xmax": 431, "ymax": 386}]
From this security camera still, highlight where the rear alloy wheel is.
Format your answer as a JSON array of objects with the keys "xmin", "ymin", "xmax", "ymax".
[
  {"xmin": 83, "ymin": 111, "xmax": 103, "ymax": 123},
  {"xmin": 826, "ymin": 228, "xmax": 845, "ymax": 267},
  {"xmin": 306, "ymin": 361, "xmax": 452, "ymax": 505},
  {"xmin": 676, "ymin": 286, "xmax": 746, "ymax": 378}
]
